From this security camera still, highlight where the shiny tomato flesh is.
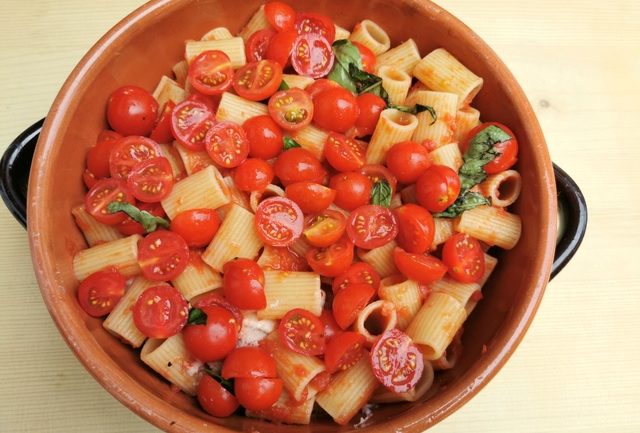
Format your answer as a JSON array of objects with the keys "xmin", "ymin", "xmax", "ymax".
[
  {"xmin": 171, "ymin": 100, "xmax": 216, "ymax": 151},
  {"xmin": 329, "ymin": 172, "xmax": 372, "ymax": 211},
  {"xmin": 246, "ymin": 28, "xmax": 276, "ymax": 62},
  {"xmin": 324, "ymin": 133, "xmax": 367, "ymax": 172},
  {"xmin": 346, "ymin": 205, "xmax": 399, "ymax": 249},
  {"xmin": 278, "ymin": 308, "xmax": 325, "ymax": 356},
  {"xmin": 205, "ymin": 121, "xmax": 250, "ymax": 168},
  {"xmin": 77, "ymin": 268, "xmax": 126, "ymax": 317},
  {"xmin": 234, "ymin": 158, "xmax": 275, "ymax": 192},
  {"xmin": 233, "ymin": 60, "xmax": 283, "ymax": 101},
  {"xmin": 188, "ymin": 50, "xmax": 234, "ymax": 95},
  {"xmin": 85, "ymin": 178, "xmax": 135, "ymax": 225},
  {"xmin": 291, "ymin": 33, "xmax": 334, "ymax": 79},
  {"xmin": 306, "ymin": 236, "xmax": 354, "ymax": 277},
  {"xmin": 234, "ymin": 377, "xmax": 283, "ymax": 411},
  {"xmin": 133, "ymin": 285, "xmax": 189, "ymax": 338},
  {"xmin": 126, "ymin": 156, "xmax": 174, "ymax": 203},
  {"xmin": 370, "ymin": 328, "xmax": 424, "ymax": 393},
  {"xmin": 243, "ymin": 115, "xmax": 284, "ymax": 160},
  {"xmin": 442, "ymin": 232, "xmax": 485, "ymax": 283},
  {"xmin": 150, "ymin": 101, "xmax": 176, "ymax": 144},
  {"xmin": 303, "ymin": 210, "xmax": 347, "ymax": 248},
  {"xmin": 332, "ymin": 262, "xmax": 380, "ymax": 294},
  {"xmin": 137, "ymin": 230, "xmax": 190, "ymax": 281},
  {"xmin": 109, "ymin": 135, "xmax": 162, "ymax": 180},
  {"xmin": 268, "ymin": 88, "xmax": 314, "ymax": 131},
  {"xmin": 324, "ymin": 331, "xmax": 366, "ymax": 373},
  {"xmin": 255, "ymin": 196, "xmax": 304, "ymax": 247}
]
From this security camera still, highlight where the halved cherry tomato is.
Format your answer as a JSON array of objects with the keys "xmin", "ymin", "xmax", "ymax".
[
  {"xmin": 243, "ymin": 115, "xmax": 284, "ymax": 160},
  {"xmin": 259, "ymin": 246, "xmax": 309, "ymax": 271},
  {"xmin": 354, "ymin": 93, "xmax": 386, "ymax": 137},
  {"xmin": 126, "ymin": 157, "xmax": 174, "ymax": 203},
  {"xmin": 77, "ymin": 268, "xmax": 126, "ymax": 317},
  {"xmin": 324, "ymin": 133, "xmax": 366, "ymax": 172},
  {"xmin": 285, "ymin": 181, "xmax": 335, "ymax": 214},
  {"xmin": 255, "ymin": 196, "xmax": 304, "ymax": 247},
  {"xmin": 347, "ymin": 205, "xmax": 398, "ymax": 249},
  {"xmin": 306, "ymin": 78, "xmax": 340, "ymax": 100},
  {"xmin": 265, "ymin": 1, "xmax": 296, "ymax": 31},
  {"xmin": 222, "ymin": 346, "xmax": 277, "ymax": 378},
  {"xmin": 324, "ymin": 331, "xmax": 366, "ymax": 373},
  {"xmin": 306, "ymin": 236, "xmax": 354, "ymax": 277},
  {"xmin": 188, "ymin": 50, "xmax": 233, "ymax": 95},
  {"xmin": 416, "ymin": 164, "xmax": 461, "ymax": 213},
  {"xmin": 265, "ymin": 28, "xmax": 297, "ymax": 67},
  {"xmin": 303, "ymin": 209, "xmax": 347, "ymax": 248},
  {"xmin": 118, "ymin": 202, "xmax": 165, "ymax": 236},
  {"xmin": 295, "ymin": 13, "xmax": 335, "ymax": 43},
  {"xmin": 278, "ymin": 308, "xmax": 325, "ymax": 356},
  {"xmin": 332, "ymin": 262, "xmax": 380, "ymax": 294},
  {"xmin": 442, "ymin": 232, "xmax": 485, "ymax": 283},
  {"xmin": 359, "ymin": 164, "xmax": 398, "ymax": 196},
  {"xmin": 83, "ymin": 170, "xmax": 98, "ymax": 189},
  {"xmin": 150, "ymin": 101, "xmax": 176, "ymax": 144},
  {"xmin": 234, "ymin": 377, "xmax": 283, "ymax": 411},
  {"xmin": 192, "ymin": 292, "xmax": 243, "ymax": 330},
  {"xmin": 352, "ymin": 41, "xmax": 376, "ymax": 73},
  {"xmin": 246, "ymin": 28, "xmax": 276, "ymax": 62},
  {"xmin": 370, "ymin": 328, "xmax": 424, "ymax": 393},
  {"xmin": 222, "ymin": 259, "xmax": 266, "ymax": 310},
  {"xmin": 187, "ymin": 91, "xmax": 221, "ymax": 114},
  {"xmin": 386, "ymin": 141, "xmax": 431, "ymax": 184},
  {"xmin": 107, "ymin": 85, "xmax": 158, "ymax": 137},
  {"xmin": 394, "ymin": 204, "xmax": 435, "ymax": 254},
  {"xmin": 133, "ymin": 285, "xmax": 189, "ymax": 338},
  {"xmin": 109, "ymin": 136, "xmax": 162, "ymax": 180},
  {"xmin": 234, "ymin": 158, "xmax": 274, "ymax": 191},
  {"xmin": 291, "ymin": 33, "xmax": 334, "ymax": 79},
  {"xmin": 329, "ymin": 172, "xmax": 372, "ymax": 211},
  {"xmin": 313, "ymin": 87, "xmax": 359, "ymax": 133},
  {"xmin": 461, "ymin": 122, "xmax": 518, "ymax": 174},
  {"xmin": 170, "ymin": 209, "xmax": 221, "ymax": 248},
  {"xmin": 205, "ymin": 121, "xmax": 250, "ymax": 168},
  {"xmin": 274, "ymin": 147, "xmax": 326, "ymax": 186},
  {"xmin": 171, "ymin": 100, "xmax": 216, "ymax": 151},
  {"xmin": 320, "ymin": 309, "xmax": 341, "ymax": 341},
  {"xmin": 233, "ymin": 60, "xmax": 283, "ymax": 102},
  {"xmin": 197, "ymin": 374, "xmax": 239, "ymax": 417},
  {"xmin": 85, "ymin": 178, "xmax": 135, "ymax": 225},
  {"xmin": 332, "ymin": 282, "xmax": 375, "ymax": 329},
  {"xmin": 393, "ymin": 247, "xmax": 447, "ymax": 284},
  {"xmin": 183, "ymin": 305, "xmax": 238, "ymax": 361},
  {"xmin": 138, "ymin": 230, "xmax": 190, "ymax": 281},
  {"xmin": 86, "ymin": 139, "xmax": 119, "ymax": 179},
  {"xmin": 97, "ymin": 129, "xmax": 122, "ymax": 143},
  {"xmin": 268, "ymin": 88, "xmax": 314, "ymax": 131}
]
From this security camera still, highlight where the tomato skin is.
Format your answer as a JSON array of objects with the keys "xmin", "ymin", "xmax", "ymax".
[
  {"xmin": 205, "ymin": 122, "xmax": 250, "ymax": 168},
  {"xmin": 320, "ymin": 309, "xmax": 341, "ymax": 341},
  {"xmin": 332, "ymin": 262, "xmax": 380, "ymax": 294},
  {"xmin": 83, "ymin": 170, "xmax": 98, "ymax": 189},
  {"xmin": 274, "ymin": 148, "xmax": 326, "ymax": 186},
  {"xmin": 303, "ymin": 210, "xmax": 347, "ymax": 248},
  {"xmin": 295, "ymin": 13, "xmax": 335, "ymax": 43},
  {"xmin": 394, "ymin": 204, "xmax": 435, "ymax": 254},
  {"xmin": 360, "ymin": 164, "xmax": 398, "ymax": 196},
  {"xmin": 324, "ymin": 331, "xmax": 366, "ymax": 373},
  {"xmin": 259, "ymin": 246, "xmax": 309, "ymax": 271},
  {"xmin": 234, "ymin": 377, "xmax": 283, "ymax": 411},
  {"xmin": 183, "ymin": 305, "xmax": 238, "ymax": 362},
  {"xmin": 370, "ymin": 328, "xmax": 424, "ymax": 393},
  {"xmin": 265, "ymin": 1, "xmax": 296, "ymax": 31},
  {"xmin": 265, "ymin": 28, "xmax": 297, "ymax": 67},
  {"xmin": 246, "ymin": 28, "xmax": 276, "ymax": 62},
  {"xmin": 306, "ymin": 79, "xmax": 340, "ymax": 100},
  {"xmin": 133, "ymin": 285, "xmax": 189, "ymax": 338},
  {"xmin": 192, "ymin": 292, "xmax": 243, "ymax": 330},
  {"xmin": 278, "ymin": 308, "xmax": 325, "ymax": 356},
  {"xmin": 126, "ymin": 156, "xmax": 174, "ymax": 203},
  {"xmin": 386, "ymin": 141, "xmax": 432, "ymax": 184},
  {"xmin": 462, "ymin": 122, "xmax": 518, "ymax": 174},
  {"xmin": 324, "ymin": 133, "xmax": 366, "ymax": 172},
  {"xmin": 352, "ymin": 42, "xmax": 376, "ymax": 73},
  {"xmin": 170, "ymin": 209, "xmax": 221, "ymax": 248},
  {"xmin": 187, "ymin": 91, "xmax": 221, "ymax": 114},
  {"xmin": 138, "ymin": 230, "xmax": 190, "ymax": 281},
  {"xmin": 393, "ymin": 247, "xmax": 447, "ymax": 284},
  {"xmin": 107, "ymin": 85, "xmax": 158, "ymax": 137},
  {"xmin": 85, "ymin": 178, "xmax": 135, "ymax": 225},
  {"xmin": 97, "ymin": 130, "xmax": 122, "ymax": 143},
  {"xmin": 268, "ymin": 88, "xmax": 314, "ymax": 131},
  {"xmin": 255, "ymin": 197, "xmax": 304, "ymax": 247},
  {"xmin": 118, "ymin": 202, "xmax": 165, "ymax": 235},
  {"xmin": 291, "ymin": 33, "xmax": 335, "ymax": 79},
  {"xmin": 222, "ymin": 347, "xmax": 277, "ymax": 379},
  {"xmin": 442, "ymin": 233, "xmax": 485, "ymax": 283},
  {"xmin": 313, "ymin": 87, "xmax": 359, "ymax": 133},
  {"xmin": 234, "ymin": 158, "xmax": 274, "ymax": 192},
  {"xmin": 416, "ymin": 165, "xmax": 461, "ymax": 213},
  {"xmin": 150, "ymin": 101, "xmax": 176, "ymax": 144},
  {"xmin": 197, "ymin": 374, "xmax": 239, "ymax": 417},
  {"xmin": 346, "ymin": 205, "xmax": 399, "ymax": 249},
  {"xmin": 243, "ymin": 115, "xmax": 283, "ymax": 160},
  {"xmin": 329, "ymin": 172, "xmax": 372, "ymax": 211},
  {"xmin": 109, "ymin": 136, "xmax": 163, "ymax": 181},
  {"xmin": 86, "ymin": 139, "xmax": 119, "ymax": 179},
  {"xmin": 332, "ymin": 283, "xmax": 375, "ymax": 329},
  {"xmin": 233, "ymin": 60, "xmax": 283, "ymax": 101},
  {"xmin": 354, "ymin": 93, "xmax": 386, "ymax": 137},
  {"xmin": 188, "ymin": 50, "xmax": 234, "ymax": 96},
  {"xmin": 77, "ymin": 268, "xmax": 126, "ymax": 317},
  {"xmin": 306, "ymin": 236, "xmax": 354, "ymax": 277},
  {"xmin": 222, "ymin": 259, "xmax": 266, "ymax": 310},
  {"xmin": 171, "ymin": 100, "xmax": 216, "ymax": 151},
  {"xmin": 285, "ymin": 181, "xmax": 335, "ymax": 214}
]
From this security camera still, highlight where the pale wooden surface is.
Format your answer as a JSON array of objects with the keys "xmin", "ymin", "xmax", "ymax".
[{"xmin": 1, "ymin": 1, "xmax": 639, "ymax": 432}]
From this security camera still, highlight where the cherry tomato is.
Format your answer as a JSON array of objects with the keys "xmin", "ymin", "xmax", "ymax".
[
  {"xmin": 291, "ymin": 33, "xmax": 334, "ymax": 79},
  {"xmin": 416, "ymin": 165, "xmax": 461, "ymax": 213},
  {"xmin": 394, "ymin": 204, "xmax": 435, "ymax": 254},
  {"xmin": 83, "ymin": 170, "xmax": 98, "ymax": 189},
  {"xmin": 306, "ymin": 79, "xmax": 340, "ymax": 100},
  {"xmin": 118, "ymin": 202, "xmax": 165, "ymax": 236},
  {"xmin": 192, "ymin": 292, "xmax": 243, "ymax": 330},
  {"xmin": 109, "ymin": 135, "xmax": 162, "ymax": 180},
  {"xmin": 313, "ymin": 87, "xmax": 359, "ymax": 133},
  {"xmin": 243, "ymin": 115, "xmax": 284, "ymax": 160},
  {"xmin": 329, "ymin": 172, "xmax": 372, "ymax": 211},
  {"xmin": 234, "ymin": 377, "xmax": 283, "ymax": 411},
  {"xmin": 133, "ymin": 285, "xmax": 189, "ymax": 338},
  {"xmin": 352, "ymin": 41, "xmax": 376, "ymax": 73},
  {"xmin": 347, "ymin": 205, "xmax": 398, "ymax": 249},
  {"xmin": 107, "ymin": 85, "xmax": 158, "ymax": 136},
  {"xmin": 233, "ymin": 60, "xmax": 283, "ymax": 102},
  {"xmin": 188, "ymin": 50, "xmax": 233, "ymax": 95},
  {"xmin": 205, "ymin": 121, "xmax": 250, "ymax": 168},
  {"xmin": 255, "ymin": 196, "xmax": 304, "ymax": 247},
  {"xmin": 324, "ymin": 331, "xmax": 366, "ymax": 373},
  {"xmin": 183, "ymin": 305, "xmax": 238, "ymax": 362},
  {"xmin": 150, "ymin": 101, "xmax": 176, "ymax": 144},
  {"xmin": 386, "ymin": 141, "xmax": 432, "ymax": 184},
  {"xmin": 393, "ymin": 247, "xmax": 447, "ymax": 284},
  {"xmin": 222, "ymin": 259, "xmax": 266, "ymax": 310},
  {"xmin": 246, "ymin": 28, "xmax": 276, "ymax": 63},
  {"xmin": 234, "ymin": 158, "xmax": 274, "ymax": 192},
  {"xmin": 85, "ymin": 178, "xmax": 134, "ymax": 225},
  {"xmin": 295, "ymin": 13, "xmax": 335, "ymax": 43},
  {"xmin": 354, "ymin": 93, "xmax": 386, "ymax": 137},
  {"xmin": 370, "ymin": 328, "xmax": 424, "ymax": 393},
  {"xmin": 324, "ymin": 133, "xmax": 366, "ymax": 172},
  {"xmin": 303, "ymin": 209, "xmax": 347, "ymax": 248},
  {"xmin": 332, "ymin": 283, "xmax": 375, "ymax": 329},
  {"xmin": 285, "ymin": 182, "xmax": 335, "ymax": 214},
  {"xmin": 359, "ymin": 164, "xmax": 398, "ymax": 196},
  {"xmin": 76, "ymin": 268, "xmax": 126, "ymax": 317},
  {"xmin": 332, "ymin": 262, "xmax": 380, "ymax": 294},
  {"xmin": 273, "ymin": 147, "xmax": 326, "ymax": 186},
  {"xmin": 222, "ymin": 346, "xmax": 277, "ymax": 378},
  {"xmin": 265, "ymin": 1, "xmax": 296, "ymax": 31},
  {"xmin": 171, "ymin": 100, "xmax": 216, "ymax": 151},
  {"xmin": 138, "ymin": 230, "xmax": 190, "ymax": 281},
  {"xmin": 86, "ymin": 139, "xmax": 119, "ymax": 179},
  {"xmin": 306, "ymin": 236, "xmax": 354, "ymax": 277},
  {"xmin": 97, "ymin": 130, "xmax": 122, "ymax": 143},
  {"xmin": 259, "ymin": 246, "xmax": 309, "ymax": 271},
  {"xmin": 442, "ymin": 233, "xmax": 485, "ymax": 283},
  {"xmin": 170, "ymin": 209, "xmax": 221, "ymax": 248},
  {"xmin": 126, "ymin": 157, "xmax": 174, "ymax": 203},
  {"xmin": 268, "ymin": 88, "xmax": 314, "ymax": 131},
  {"xmin": 461, "ymin": 122, "xmax": 518, "ymax": 174},
  {"xmin": 187, "ymin": 91, "xmax": 221, "ymax": 114},
  {"xmin": 265, "ymin": 28, "xmax": 297, "ymax": 67},
  {"xmin": 197, "ymin": 374, "xmax": 239, "ymax": 417},
  {"xmin": 278, "ymin": 308, "xmax": 325, "ymax": 356},
  {"xmin": 320, "ymin": 309, "xmax": 341, "ymax": 341}
]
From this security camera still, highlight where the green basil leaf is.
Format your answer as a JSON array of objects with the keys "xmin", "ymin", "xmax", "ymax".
[
  {"xmin": 434, "ymin": 191, "xmax": 490, "ymax": 218},
  {"xmin": 348, "ymin": 64, "xmax": 390, "ymax": 104},
  {"xmin": 187, "ymin": 308, "xmax": 207, "ymax": 325},
  {"xmin": 283, "ymin": 136, "xmax": 302, "ymax": 150},
  {"xmin": 458, "ymin": 124, "xmax": 511, "ymax": 192},
  {"xmin": 388, "ymin": 104, "xmax": 437, "ymax": 124},
  {"xmin": 278, "ymin": 80, "xmax": 290, "ymax": 91},
  {"xmin": 107, "ymin": 202, "xmax": 169, "ymax": 233},
  {"xmin": 371, "ymin": 180, "xmax": 392, "ymax": 208},
  {"xmin": 327, "ymin": 40, "xmax": 362, "ymax": 93}
]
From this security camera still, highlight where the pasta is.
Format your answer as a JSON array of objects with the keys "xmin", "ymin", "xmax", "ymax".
[
  {"xmin": 365, "ymin": 109, "xmax": 419, "ymax": 164},
  {"xmin": 258, "ymin": 271, "xmax": 323, "ymax": 319},
  {"xmin": 376, "ymin": 38, "xmax": 421, "ymax": 75},
  {"xmin": 349, "ymin": 19, "xmax": 391, "ymax": 55},
  {"xmin": 73, "ymin": 235, "xmax": 141, "ymax": 281},
  {"xmin": 72, "ymin": 205, "xmax": 123, "ymax": 247},
  {"xmin": 184, "ymin": 38, "xmax": 246, "ymax": 67}
]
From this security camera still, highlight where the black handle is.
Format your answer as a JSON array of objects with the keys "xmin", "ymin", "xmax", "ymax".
[{"xmin": 2, "ymin": 120, "xmax": 588, "ymax": 277}]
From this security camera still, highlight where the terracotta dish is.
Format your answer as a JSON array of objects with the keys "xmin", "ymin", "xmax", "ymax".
[{"xmin": 25, "ymin": 0, "xmax": 559, "ymax": 431}]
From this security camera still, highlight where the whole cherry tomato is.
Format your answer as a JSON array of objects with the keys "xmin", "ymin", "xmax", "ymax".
[
  {"xmin": 386, "ymin": 141, "xmax": 431, "ymax": 184},
  {"xmin": 329, "ymin": 172, "xmax": 372, "ymax": 211},
  {"xmin": 313, "ymin": 87, "xmax": 359, "ymax": 133},
  {"xmin": 416, "ymin": 165, "xmax": 461, "ymax": 213},
  {"xmin": 107, "ymin": 85, "xmax": 158, "ymax": 136}
]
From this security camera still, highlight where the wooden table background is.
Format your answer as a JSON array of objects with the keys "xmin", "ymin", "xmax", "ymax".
[{"xmin": 1, "ymin": 1, "xmax": 638, "ymax": 432}]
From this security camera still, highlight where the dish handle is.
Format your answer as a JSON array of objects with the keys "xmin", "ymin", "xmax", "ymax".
[{"xmin": 1, "ymin": 119, "xmax": 587, "ymax": 278}]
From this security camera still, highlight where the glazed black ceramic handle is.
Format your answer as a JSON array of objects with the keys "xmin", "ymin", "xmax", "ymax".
[{"xmin": 2, "ymin": 119, "xmax": 587, "ymax": 280}]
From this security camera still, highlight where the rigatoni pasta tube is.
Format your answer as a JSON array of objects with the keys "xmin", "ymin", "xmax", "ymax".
[
  {"xmin": 454, "ymin": 205, "xmax": 522, "ymax": 250},
  {"xmin": 365, "ymin": 109, "xmax": 418, "ymax": 164},
  {"xmin": 432, "ymin": 217, "xmax": 454, "ymax": 249},
  {"xmin": 378, "ymin": 65, "xmax": 412, "ymax": 105},
  {"xmin": 334, "ymin": 24, "xmax": 351, "ymax": 40},
  {"xmin": 378, "ymin": 276, "xmax": 423, "ymax": 330},
  {"xmin": 158, "ymin": 143, "xmax": 186, "ymax": 176},
  {"xmin": 257, "ymin": 271, "xmax": 323, "ymax": 319},
  {"xmin": 239, "ymin": 5, "xmax": 269, "ymax": 41},
  {"xmin": 376, "ymin": 38, "xmax": 421, "ymax": 75},
  {"xmin": 478, "ymin": 170, "xmax": 522, "ymax": 208},
  {"xmin": 291, "ymin": 124, "xmax": 328, "ymax": 161},
  {"xmin": 349, "ymin": 19, "xmax": 391, "ymax": 55},
  {"xmin": 249, "ymin": 184, "xmax": 285, "ymax": 213},
  {"xmin": 175, "ymin": 142, "xmax": 213, "ymax": 175},
  {"xmin": 216, "ymin": 92, "xmax": 268, "ymax": 124},
  {"xmin": 410, "ymin": 90, "xmax": 458, "ymax": 147},
  {"xmin": 172, "ymin": 60, "xmax": 188, "ymax": 86},
  {"xmin": 73, "ymin": 235, "xmax": 141, "ymax": 281},
  {"xmin": 72, "ymin": 205, "xmax": 123, "ymax": 247},
  {"xmin": 152, "ymin": 76, "xmax": 185, "ymax": 109},
  {"xmin": 200, "ymin": 26, "xmax": 233, "ymax": 41},
  {"xmin": 429, "ymin": 142, "xmax": 463, "ymax": 171},
  {"xmin": 354, "ymin": 300, "xmax": 397, "ymax": 346},
  {"xmin": 456, "ymin": 105, "xmax": 481, "ymax": 142},
  {"xmin": 282, "ymin": 74, "xmax": 314, "ymax": 89},
  {"xmin": 358, "ymin": 240, "xmax": 398, "ymax": 278},
  {"xmin": 171, "ymin": 252, "xmax": 222, "ymax": 301},
  {"xmin": 185, "ymin": 38, "xmax": 246, "ymax": 68}
]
